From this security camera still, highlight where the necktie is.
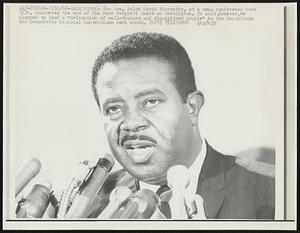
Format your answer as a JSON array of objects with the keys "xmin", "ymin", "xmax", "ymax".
[
  {"xmin": 156, "ymin": 185, "xmax": 172, "ymax": 219},
  {"xmin": 156, "ymin": 185, "xmax": 207, "ymax": 219}
]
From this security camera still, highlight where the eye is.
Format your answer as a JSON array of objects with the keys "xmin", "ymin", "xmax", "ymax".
[
  {"xmin": 143, "ymin": 98, "xmax": 161, "ymax": 109},
  {"xmin": 105, "ymin": 105, "xmax": 123, "ymax": 118}
]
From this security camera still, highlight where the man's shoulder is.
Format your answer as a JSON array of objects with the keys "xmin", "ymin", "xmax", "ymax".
[
  {"xmin": 222, "ymin": 151, "xmax": 275, "ymax": 186},
  {"xmin": 206, "ymin": 143, "xmax": 275, "ymax": 182},
  {"xmin": 226, "ymin": 156, "xmax": 275, "ymax": 190},
  {"xmin": 205, "ymin": 143, "xmax": 275, "ymax": 201},
  {"xmin": 206, "ymin": 144, "xmax": 275, "ymax": 218}
]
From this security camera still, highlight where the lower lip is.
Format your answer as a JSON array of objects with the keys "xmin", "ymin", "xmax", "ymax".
[{"xmin": 125, "ymin": 147, "xmax": 155, "ymax": 164}]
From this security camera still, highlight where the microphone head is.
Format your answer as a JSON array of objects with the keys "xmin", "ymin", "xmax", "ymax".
[
  {"xmin": 167, "ymin": 165, "xmax": 190, "ymax": 189},
  {"xmin": 23, "ymin": 157, "xmax": 41, "ymax": 176},
  {"xmin": 40, "ymin": 180, "xmax": 52, "ymax": 191},
  {"xmin": 131, "ymin": 189, "xmax": 159, "ymax": 218},
  {"xmin": 97, "ymin": 154, "xmax": 115, "ymax": 172},
  {"xmin": 103, "ymin": 153, "xmax": 115, "ymax": 167},
  {"xmin": 109, "ymin": 186, "xmax": 133, "ymax": 203}
]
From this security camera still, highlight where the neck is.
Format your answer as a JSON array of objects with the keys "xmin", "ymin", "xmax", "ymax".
[{"xmin": 185, "ymin": 127, "xmax": 203, "ymax": 169}]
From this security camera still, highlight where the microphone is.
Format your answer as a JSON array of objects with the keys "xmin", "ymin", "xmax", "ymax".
[
  {"xmin": 86, "ymin": 169, "xmax": 138, "ymax": 218},
  {"xmin": 15, "ymin": 157, "xmax": 41, "ymax": 197},
  {"xmin": 64, "ymin": 154, "xmax": 115, "ymax": 218},
  {"xmin": 16, "ymin": 180, "xmax": 52, "ymax": 218},
  {"xmin": 185, "ymin": 194, "xmax": 207, "ymax": 219},
  {"xmin": 167, "ymin": 165, "xmax": 190, "ymax": 219},
  {"xmin": 57, "ymin": 161, "xmax": 91, "ymax": 218},
  {"xmin": 97, "ymin": 186, "xmax": 132, "ymax": 218},
  {"xmin": 113, "ymin": 189, "xmax": 160, "ymax": 219},
  {"xmin": 43, "ymin": 192, "xmax": 59, "ymax": 218}
]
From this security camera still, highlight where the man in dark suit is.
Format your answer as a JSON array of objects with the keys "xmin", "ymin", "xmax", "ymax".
[
  {"xmin": 90, "ymin": 32, "xmax": 275, "ymax": 219},
  {"xmin": 196, "ymin": 142, "xmax": 274, "ymax": 219}
]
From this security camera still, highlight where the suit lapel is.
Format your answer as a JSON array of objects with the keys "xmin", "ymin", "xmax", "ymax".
[{"xmin": 196, "ymin": 142, "xmax": 233, "ymax": 218}]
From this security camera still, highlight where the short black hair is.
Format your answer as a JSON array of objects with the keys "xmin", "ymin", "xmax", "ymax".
[{"xmin": 91, "ymin": 32, "xmax": 196, "ymax": 107}]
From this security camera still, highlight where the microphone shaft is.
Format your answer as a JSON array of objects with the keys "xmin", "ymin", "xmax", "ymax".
[
  {"xmin": 167, "ymin": 165, "xmax": 190, "ymax": 219},
  {"xmin": 98, "ymin": 201, "xmax": 122, "ymax": 218},
  {"xmin": 65, "ymin": 167, "xmax": 107, "ymax": 218},
  {"xmin": 119, "ymin": 201, "xmax": 139, "ymax": 218},
  {"xmin": 65, "ymin": 155, "xmax": 114, "ymax": 218},
  {"xmin": 170, "ymin": 188, "xmax": 186, "ymax": 219}
]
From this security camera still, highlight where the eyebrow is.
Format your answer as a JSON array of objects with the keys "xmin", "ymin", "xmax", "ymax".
[
  {"xmin": 102, "ymin": 97, "xmax": 123, "ymax": 109},
  {"xmin": 102, "ymin": 88, "xmax": 166, "ymax": 110},
  {"xmin": 134, "ymin": 88, "xmax": 166, "ymax": 99}
]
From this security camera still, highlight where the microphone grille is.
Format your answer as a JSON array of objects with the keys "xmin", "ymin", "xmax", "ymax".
[
  {"xmin": 40, "ymin": 180, "xmax": 52, "ymax": 191},
  {"xmin": 167, "ymin": 165, "xmax": 190, "ymax": 189},
  {"xmin": 26, "ymin": 157, "xmax": 42, "ymax": 175},
  {"xmin": 109, "ymin": 186, "xmax": 133, "ymax": 203},
  {"xmin": 103, "ymin": 154, "xmax": 115, "ymax": 167},
  {"xmin": 97, "ymin": 154, "xmax": 115, "ymax": 172}
]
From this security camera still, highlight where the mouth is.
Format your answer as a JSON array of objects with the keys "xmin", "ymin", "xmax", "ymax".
[{"xmin": 123, "ymin": 140, "xmax": 156, "ymax": 164}]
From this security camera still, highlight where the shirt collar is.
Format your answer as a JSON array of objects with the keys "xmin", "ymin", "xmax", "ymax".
[{"xmin": 187, "ymin": 135, "xmax": 206, "ymax": 195}]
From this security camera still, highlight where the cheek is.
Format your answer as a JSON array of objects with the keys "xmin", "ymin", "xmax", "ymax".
[
  {"xmin": 150, "ymin": 107, "xmax": 187, "ymax": 141},
  {"xmin": 153, "ymin": 112, "xmax": 193, "ymax": 161},
  {"xmin": 104, "ymin": 121, "xmax": 119, "ymax": 145},
  {"xmin": 104, "ymin": 122, "xmax": 128, "ymax": 165}
]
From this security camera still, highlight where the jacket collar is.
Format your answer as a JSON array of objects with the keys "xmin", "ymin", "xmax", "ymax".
[{"xmin": 196, "ymin": 141, "xmax": 235, "ymax": 218}]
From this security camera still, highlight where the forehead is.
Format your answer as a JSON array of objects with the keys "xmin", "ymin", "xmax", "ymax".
[{"xmin": 98, "ymin": 56, "xmax": 176, "ymax": 89}]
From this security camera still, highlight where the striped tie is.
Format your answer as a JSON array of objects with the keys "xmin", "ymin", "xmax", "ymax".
[{"xmin": 156, "ymin": 185, "xmax": 172, "ymax": 219}]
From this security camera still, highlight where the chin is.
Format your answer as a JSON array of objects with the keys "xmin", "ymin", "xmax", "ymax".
[{"xmin": 138, "ymin": 173, "xmax": 168, "ymax": 186}]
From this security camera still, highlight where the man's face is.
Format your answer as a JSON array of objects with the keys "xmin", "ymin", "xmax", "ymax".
[{"xmin": 97, "ymin": 56, "xmax": 195, "ymax": 185}]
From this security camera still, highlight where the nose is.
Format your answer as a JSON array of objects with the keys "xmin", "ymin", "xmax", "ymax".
[{"xmin": 120, "ymin": 109, "xmax": 150, "ymax": 132}]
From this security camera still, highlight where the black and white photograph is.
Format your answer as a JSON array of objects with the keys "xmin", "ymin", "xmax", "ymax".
[{"xmin": 3, "ymin": 2, "xmax": 297, "ymax": 230}]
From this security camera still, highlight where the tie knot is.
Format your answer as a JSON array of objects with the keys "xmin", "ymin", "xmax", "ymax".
[
  {"xmin": 156, "ymin": 185, "xmax": 172, "ymax": 219},
  {"xmin": 156, "ymin": 185, "xmax": 172, "ymax": 198},
  {"xmin": 156, "ymin": 185, "xmax": 172, "ymax": 200},
  {"xmin": 156, "ymin": 185, "xmax": 169, "ymax": 194}
]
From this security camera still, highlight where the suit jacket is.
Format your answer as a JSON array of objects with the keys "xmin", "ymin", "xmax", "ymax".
[
  {"xmin": 197, "ymin": 142, "xmax": 275, "ymax": 219},
  {"xmin": 88, "ymin": 142, "xmax": 275, "ymax": 219}
]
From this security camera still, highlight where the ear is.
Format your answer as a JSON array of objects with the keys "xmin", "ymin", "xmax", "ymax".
[{"xmin": 186, "ymin": 90, "xmax": 205, "ymax": 125}]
